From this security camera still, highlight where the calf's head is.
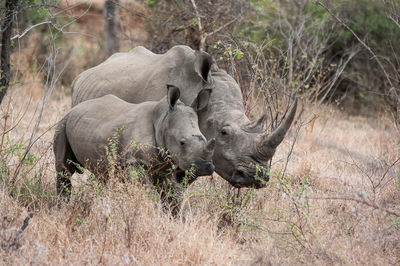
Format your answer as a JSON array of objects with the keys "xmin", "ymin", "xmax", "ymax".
[{"xmin": 154, "ymin": 85, "xmax": 215, "ymax": 183}]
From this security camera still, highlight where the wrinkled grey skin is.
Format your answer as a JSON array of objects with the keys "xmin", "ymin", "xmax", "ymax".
[
  {"xmin": 54, "ymin": 85, "xmax": 215, "ymax": 198},
  {"xmin": 72, "ymin": 45, "xmax": 297, "ymax": 188}
]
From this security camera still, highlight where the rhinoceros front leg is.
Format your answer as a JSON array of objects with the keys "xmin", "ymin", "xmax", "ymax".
[{"xmin": 151, "ymin": 172, "xmax": 185, "ymax": 216}]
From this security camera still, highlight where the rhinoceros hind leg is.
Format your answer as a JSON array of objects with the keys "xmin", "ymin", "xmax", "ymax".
[
  {"xmin": 55, "ymin": 149, "xmax": 80, "ymax": 199},
  {"xmin": 54, "ymin": 117, "xmax": 82, "ymax": 199}
]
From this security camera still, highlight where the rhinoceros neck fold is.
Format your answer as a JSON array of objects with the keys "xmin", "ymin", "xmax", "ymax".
[
  {"xmin": 210, "ymin": 107, "xmax": 249, "ymax": 125},
  {"xmin": 206, "ymin": 72, "xmax": 250, "ymax": 126}
]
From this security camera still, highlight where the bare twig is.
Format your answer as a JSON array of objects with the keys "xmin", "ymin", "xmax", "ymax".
[
  {"xmin": 10, "ymin": 21, "xmax": 52, "ymax": 40},
  {"xmin": 376, "ymin": 157, "xmax": 400, "ymax": 190},
  {"xmin": 7, "ymin": 213, "xmax": 34, "ymax": 249},
  {"xmin": 318, "ymin": 47, "xmax": 359, "ymax": 105},
  {"xmin": 0, "ymin": 94, "xmax": 32, "ymax": 138},
  {"xmin": 311, "ymin": 196, "xmax": 400, "ymax": 217},
  {"xmin": 189, "ymin": 0, "xmax": 205, "ymax": 51},
  {"xmin": 190, "ymin": 0, "xmax": 203, "ymax": 33},
  {"xmin": 190, "ymin": 0, "xmax": 242, "ymax": 51},
  {"xmin": 206, "ymin": 16, "xmax": 240, "ymax": 38},
  {"xmin": 388, "ymin": 15, "xmax": 400, "ymax": 29}
]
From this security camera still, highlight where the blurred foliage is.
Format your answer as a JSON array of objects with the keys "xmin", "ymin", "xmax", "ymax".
[
  {"xmin": 13, "ymin": 0, "xmax": 61, "ymax": 30},
  {"xmin": 21, "ymin": 0, "xmax": 53, "ymax": 24},
  {"xmin": 333, "ymin": 0, "xmax": 399, "ymax": 51},
  {"xmin": 224, "ymin": 0, "xmax": 399, "ymax": 117}
]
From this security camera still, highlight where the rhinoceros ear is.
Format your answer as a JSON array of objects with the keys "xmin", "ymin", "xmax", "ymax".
[
  {"xmin": 191, "ymin": 89, "xmax": 211, "ymax": 111},
  {"xmin": 167, "ymin": 84, "xmax": 180, "ymax": 109},
  {"xmin": 194, "ymin": 51, "xmax": 212, "ymax": 82}
]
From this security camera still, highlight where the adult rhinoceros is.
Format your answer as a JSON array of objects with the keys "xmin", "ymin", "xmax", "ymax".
[{"xmin": 71, "ymin": 45, "xmax": 297, "ymax": 188}]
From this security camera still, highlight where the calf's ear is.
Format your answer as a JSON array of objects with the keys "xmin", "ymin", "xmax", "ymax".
[
  {"xmin": 191, "ymin": 89, "xmax": 211, "ymax": 111},
  {"xmin": 194, "ymin": 51, "xmax": 212, "ymax": 82},
  {"xmin": 167, "ymin": 84, "xmax": 181, "ymax": 109}
]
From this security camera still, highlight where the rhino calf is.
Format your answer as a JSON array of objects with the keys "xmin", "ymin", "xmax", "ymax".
[{"xmin": 54, "ymin": 85, "xmax": 215, "ymax": 204}]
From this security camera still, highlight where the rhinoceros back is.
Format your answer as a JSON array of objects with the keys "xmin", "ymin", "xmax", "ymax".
[
  {"xmin": 67, "ymin": 95, "xmax": 157, "ymax": 166},
  {"xmin": 71, "ymin": 46, "xmax": 204, "ymax": 107}
]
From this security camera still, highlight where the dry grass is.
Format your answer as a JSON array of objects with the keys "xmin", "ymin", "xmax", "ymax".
[{"xmin": 1, "ymin": 73, "xmax": 399, "ymax": 265}]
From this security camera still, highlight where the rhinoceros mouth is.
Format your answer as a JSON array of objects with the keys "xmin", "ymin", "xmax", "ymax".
[
  {"xmin": 193, "ymin": 160, "xmax": 215, "ymax": 176},
  {"xmin": 229, "ymin": 170, "xmax": 269, "ymax": 189},
  {"xmin": 175, "ymin": 160, "xmax": 215, "ymax": 184},
  {"xmin": 175, "ymin": 168, "xmax": 197, "ymax": 184},
  {"xmin": 175, "ymin": 169, "xmax": 187, "ymax": 184}
]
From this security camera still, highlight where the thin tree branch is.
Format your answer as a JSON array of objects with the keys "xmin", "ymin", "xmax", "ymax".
[
  {"xmin": 190, "ymin": 0, "xmax": 203, "ymax": 33},
  {"xmin": 310, "ymin": 196, "xmax": 400, "ymax": 217},
  {"xmin": 206, "ymin": 16, "xmax": 240, "ymax": 37},
  {"xmin": 10, "ymin": 21, "xmax": 52, "ymax": 40}
]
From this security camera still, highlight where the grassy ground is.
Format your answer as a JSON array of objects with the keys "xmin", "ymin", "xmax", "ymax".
[{"xmin": 1, "ymin": 74, "xmax": 399, "ymax": 264}]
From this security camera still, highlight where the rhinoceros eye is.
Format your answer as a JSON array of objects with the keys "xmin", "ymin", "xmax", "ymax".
[
  {"xmin": 180, "ymin": 139, "xmax": 186, "ymax": 146},
  {"xmin": 220, "ymin": 129, "xmax": 228, "ymax": 136}
]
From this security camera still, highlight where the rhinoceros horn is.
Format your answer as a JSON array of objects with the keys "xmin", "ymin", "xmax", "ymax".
[
  {"xmin": 206, "ymin": 138, "xmax": 216, "ymax": 152},
  {"xmin": 256, "ymin": 99, "xmax": 298, "ymax": 159}
]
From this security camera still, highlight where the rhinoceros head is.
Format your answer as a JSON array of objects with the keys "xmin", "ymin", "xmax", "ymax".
[
  {"xmin": 209, "ymin": 102, "xmax": 297, "ymax": 188},
  {"xmin": 154, "ymin": 85, "xmax": 216, "ymax": 182},
  {"xmin": 196, "ymin": 65, "xmax": 298, "ymax": 189}
]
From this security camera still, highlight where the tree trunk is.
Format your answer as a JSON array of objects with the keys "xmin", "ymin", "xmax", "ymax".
[
  {"xmin": 103, "ymin": 0, "xmax": 120, "ymax": 56},
  {"xmin": 0, "ymin": 0, "xmax": 18, "ymax": 104}
]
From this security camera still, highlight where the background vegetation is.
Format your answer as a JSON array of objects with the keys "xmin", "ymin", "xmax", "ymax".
[{"xmin": 0, "ymin": 0, "xmax": 399, "ymax": 264}]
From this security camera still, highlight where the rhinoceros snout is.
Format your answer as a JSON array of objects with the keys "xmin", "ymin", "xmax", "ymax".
[
  {"xmin": 231, "ymin": 170, "xmax": 270, "ymax": 188},
  {"xmin": 193, "ymin": 160, "xmax": 215, "ymax": 176}
]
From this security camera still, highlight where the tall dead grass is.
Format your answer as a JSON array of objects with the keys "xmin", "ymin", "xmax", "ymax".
[{"xmin": 1, "ymin": 78, "xmax": 399, "ymax": 264}]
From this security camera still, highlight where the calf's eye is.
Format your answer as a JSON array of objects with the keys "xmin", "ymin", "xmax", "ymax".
[
  {"xmin": 180, "ymin": 140, "xmax": 186, "ymax": 146},
  {"xmin": 221, "ymin": 129, "xmax": 228, "ymax": 136}
]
